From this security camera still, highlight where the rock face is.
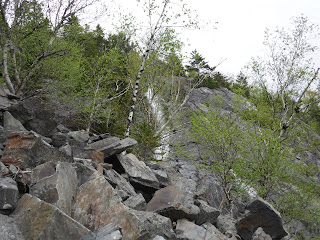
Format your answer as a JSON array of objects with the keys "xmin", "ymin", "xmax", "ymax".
[
  {"xmin": 0, "ymin": 214, "xmax": 25, "ymax": 240},
  {"xmin": 30, "ymin": 162, "xmax": 78, "ymax": 216},
  {"xmin": 118, "ymin": 153, "xmax": 160, "ymax": 190},
  {"xmin": 176, "ymin": 218, "xmax": 207, "ymax": 240},
  {"xmin": 147, "ymin": 185, "xmax": 200, "ymax": 221},
  {"xmin": 12, "ymin": 194, "xmax": 95, "ymax": 240},
  {"xmin": 0, "ymin": 177, "xmax": 19, "ymax": 212},
  {"xmin": 236, "ymin": 198, "xmax": 288, "ymax": 240}
]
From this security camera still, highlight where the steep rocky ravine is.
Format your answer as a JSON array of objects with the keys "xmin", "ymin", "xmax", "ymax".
[{"xmin": 0, "ymin": 89, "xmax": 315, "ymax": 240}]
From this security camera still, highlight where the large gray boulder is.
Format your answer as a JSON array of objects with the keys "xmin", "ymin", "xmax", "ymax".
[
  {"xmin": 175, "ymin": 218, "xmax": 206, "ymax": 240},
  {"xmin": 72, "ymin": 174, "xmax": 173, "ymax": 240},
  {"xmin": 195, "ymin": 199, "xmax": 220, "ymax": 225},
  {"xmin": 0, "ymin": 177, "xmax": 19, "ymax": 212},
  {"xmin": 236, "ymin": 198, "xmax": 288, "ymax": 240},
  {"xmin": 7, "ymin": 97, "xmax": 59, "ymax": 137},
  {"xmin": 147, "ymin": 185, "xmax": 200, "ymax": 222},
  {"xmin": 12, "ymin": 194, "xmax": 95, "ymax": 240},
  {"xmin": 30, "ymin": 162, "xmax": 78, "ymax": 216},
  {"xmin": 95, "ymin": 222, "xmax": 122, "ymax": 240},
  {"xmin": 94, "ymin": 137, "xmax": 138, "ymax": 157},
  {"xmin": 0, "ymin": 214, "xmax": 25, "ymax": 240},
  {"xmin": 118, "ymin": 153, "xmax": 160, "ymax": 190},
  {"xmin": 104, "ymin": 169, "xmax": 137, "ymax": 198},
  {"xmin": 1, "ymin": 132, "xmax": 72, "ymax": 170},
  {"xmin": 3, "ymin": 111, "xmax": 27, "ymax": 137}
]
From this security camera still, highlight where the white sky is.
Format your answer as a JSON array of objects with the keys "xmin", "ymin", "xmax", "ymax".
[{"xmin": 88, "ymin": 0, "xmax": 320, "ymax": 77}]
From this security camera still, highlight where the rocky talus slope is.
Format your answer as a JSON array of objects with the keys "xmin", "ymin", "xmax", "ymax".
[{"xmin": 0, "ymin": 93, "xmax": 289, "ymax": 240}]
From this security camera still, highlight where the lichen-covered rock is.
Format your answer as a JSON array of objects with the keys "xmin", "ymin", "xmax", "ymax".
[
  {"xmin": 118, "ymin": 153, "xmax": 160, "ymax": 190},
  {"xmin": 0, "ymin": 177, "xmax": 19, "ymax": 211},
  {"xmin": 124, "ymin": 193, "xmax": 146, "ymax": 211},
  {"xmin": 236, "ymin": 198, "xmax": 288, "ymax": 240},
  {"xmin": 30, "ymin": 162, "xmax": 77, "ymax": 216},
  {"xmin": 0, "ymin": 214, "xmax": 25, "ymax": 240},
  {"xmin": 147, "ymin": 185, "xmax": 200, "ymax": 222},
  {"xmin": 73, "ymin": 175, "xmax": 173, "ymax": 240},
  {"xmin": 12, "ymin": 194, "xmax": 95, "ymax": 240},
  {"xmin": 195, "ymin": 199, "xmax": 220, "ymax": 225},
  {"xmin": 176, "ymin": 218, "xmax": 206, "ymax": 240}
]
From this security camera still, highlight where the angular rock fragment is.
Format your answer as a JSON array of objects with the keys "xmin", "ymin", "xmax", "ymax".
[
  {"xmin": 73, "ymin": 175, "xmax": 173, "ymax": 240},
  {"xmin": 8, "ymin": 97, "xmax": 59, "ymax": 137},
  {"xmin": 30, "ymin": 162, "xmax": 56, "ymax": 186},
  {"xmin": 85, "ymin": 136, "xmax": 120, "ymax": 150},
  {"xmin": 97, "ymin": 137, "xmax": 137, "ymax": 157},
  {"xmin": 236, "ymin": 198, "xmax": 288, "ymax": 240},
  {"xmin": 1, "ymin": 132, "xmax": 72, "ymax": 170},
  {"xmin": 0, "ymin": 177, "xmax": 19, "ymax": 211},
  {"xmin": 202, "ymin": 222, "xmax": 230, "ymax": 240},
  {"xmin": 216, "ymin": 215, "xmax": 238, "ymax": 238},
  {"xmin": 175, "ymin": 218, "xmax": 206, "ymax": 240},
  {"xmin": 118, "ymin": 153, "xmax": 160, "ymax": 190},
  {"xmin": 0, "ymin": 214, "xmax": 25, "ymax": 240},
  {"xmin": 124, "ymin": 193, "xmax": 147, "ymax": 211},
  {"xmin": 152, "ymin": 169, "xmax": 169, "ymax": 186},
  {"xmin": 95, "ymin": 222, "xmax": 122, "ymax": 240},
  {"xmin": 252, "ymin": 227, "xmax": 272, "ymax": 240},
  {"xmin": 3, "ymin": 111, "xmax": 27, "ymax": 137},
  {"xmin": 0, "ymin": 162, "xmax": 9, "ymax": 176},
  {"xmin": 12, "ymin": 194, "xmax": 95, "ymax": 240},
  {"xmin": 147, "ymin": 185, "xmax": 200, "ymax": 221},
  {"xmin": 30, "ymin": 162, "xmax": 77, "ymax": 216},
  {"xmin": 195, "ymin": 199, "xmax": 220, "ymax": 225},
  {"xmin": 103, "ymin": 169, "xmax": 136, "ymax": 197}
]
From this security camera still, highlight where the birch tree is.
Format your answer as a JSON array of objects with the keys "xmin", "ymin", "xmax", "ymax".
[
  {"xmin": 0, "ymin": 0, "xmax": 97, "ymax": 96},
  {"xmin": 249, "ymin": 15, "xmax": 320, "ymax": 138},
  {"xmin": 124, "ymin": 0, "xmax": 199, "ymax": 138}
]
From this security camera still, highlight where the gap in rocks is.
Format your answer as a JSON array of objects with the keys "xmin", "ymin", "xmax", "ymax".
[
  {"xmin": 104, "ymin": 155, "xmax": 125, "ymax": 174},
  {"xmin": 129, "ymin": 181, "xmax": 157, "ymax": 203}
]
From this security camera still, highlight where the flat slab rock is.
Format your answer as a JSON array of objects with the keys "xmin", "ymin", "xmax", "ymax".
[
  {"xmin": 118, "ymin": 153, "xmax": 160, "ymax": 190},
  {"xmin": 147, "ymin": 185, "xmax": 200, "ymax": 222},
  {"xmin": 236, "ymin": 198, "xmax": 288, "ymax": 240},
  {"xmin": 12, "ymin": 194, "xmax": 95, "ymax": 240}
]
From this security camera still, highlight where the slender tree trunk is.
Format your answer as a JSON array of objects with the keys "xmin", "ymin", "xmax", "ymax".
[
  {"xmin": 124, "ymin": 48, "xmax": 150, "ymax": 138},
  {"xmin": 2, "ymin": 40, "xmax": 15, "ymax": 94}
]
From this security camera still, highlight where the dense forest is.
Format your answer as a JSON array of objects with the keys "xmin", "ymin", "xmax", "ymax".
[{"xmin": 1, "ymin": 0, "xmax": 320, "ymax": 238}]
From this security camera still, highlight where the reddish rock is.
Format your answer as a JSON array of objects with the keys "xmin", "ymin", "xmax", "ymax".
[{"xmin": 1, "ymin": 132, "xmax": 72, "ymax": 170}]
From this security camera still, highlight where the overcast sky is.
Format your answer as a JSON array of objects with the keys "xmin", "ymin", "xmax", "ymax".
[{"xmin": 91, "ymin": 0, "xmax": 320, "ymax": 77}]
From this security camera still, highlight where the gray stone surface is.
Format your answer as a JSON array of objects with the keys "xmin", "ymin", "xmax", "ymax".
[
  {"xmin": 98, "ymin": 138, "xmax": 138, "ymax": 157},
  {"xmin": 30, "ymin": 162, "xmax": 77, "ymax": 216},
  {"xmin": 0, "ymin": 214, "xmax": 25, "ymax": 240},
  {"xmin": 216, "ymin": 214, "xmax": 238, "ymax": 238},
  {"xmin": 118, "ymin": 153, "xmax": 160, "ymax": 190},
  {"xmin": 85, "ymin": 136, "xmax": 120, "ymax": 150},
  {"xmin": 0, "ymin": 162, "xmax": 9, "ymax": 176},
  {"xmin": 12, "ymin": 194, "xmax": 95, "ymax": 240},
  {"xmin": 252, "ymin": 227, "xmax": 272, "ymax": 240},
  {"xmin": 195, "ymin": 199, "xmax": 220, "ymax": 225},
  {"xmin": 124, "ymin": 193, "xmax": 147, "ymax": 211},
  {"xmin": 95, "ymin": 222, "xmax": 122, "ymax": 240},
  {"xmin": 30, "ymin": 162, "xmax": 56, "ymax": 186},
  {"xmin": 0, "ymin": 177, "xmax": 19, "ymax": 211},
  {"xmin": 147, "ymin": 185, "xmax": 200, "ymax": 222},
  {"xmin": 104, "ymin": 169, "xmax": 136, "ymax": 197},
  {"xmin": 176, "ymin": 218, "xmax": 206, "ymax": 240},
  {"xmin": 236, "ymin": 198, "xmax": 288, "ymax": 240},
  {"xmin": 3, "ymin": 111, "xmax": 27, "ymax": 137},
  {"xmin": 202, "ymin": 222, "xmax": 230, "ymax": 240}
]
